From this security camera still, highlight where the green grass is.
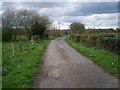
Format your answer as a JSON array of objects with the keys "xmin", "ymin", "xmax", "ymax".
[
  {"xmin": 0, "ymin": 42, "xmax": 2, "ymax": 90},
  {"xmin": 65, "ymin": 38, "xmax": 119, "ymax": 79},
  {"xmin": 2, "ymin": 39, "xmax": 50, "ymax": 88},
  {"xmin": 15, "ymin": 35, "xmax": 29, "ymax": 41}
]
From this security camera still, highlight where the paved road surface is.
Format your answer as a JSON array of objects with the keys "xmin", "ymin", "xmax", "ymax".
[{"xmin": 32, "ymin": 37, "xmax": 118, "ymax": 88}]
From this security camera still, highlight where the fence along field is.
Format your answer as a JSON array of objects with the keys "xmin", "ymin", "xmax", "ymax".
[
  {"xmin": 2, "ymin": 34, "xmax": 51, "ymax": 87},
  {"xmin": 2, "ymin": 27, "xmax": 70, "ymax": 88},
  {"xmin": 2, "ymin": 9, "xmax": 54, "ymax": 88}
]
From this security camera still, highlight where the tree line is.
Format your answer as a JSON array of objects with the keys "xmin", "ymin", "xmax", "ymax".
[{"xmin": 2, "ymin": 9, "xmax": 52, "ymax": 42}]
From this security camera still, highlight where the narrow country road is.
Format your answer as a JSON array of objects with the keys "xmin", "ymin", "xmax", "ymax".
[{"xmin": 32, "ymin": 37, "xmax": 118, "ymax": 88}]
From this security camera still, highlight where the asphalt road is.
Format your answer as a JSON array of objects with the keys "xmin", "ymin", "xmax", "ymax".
[{"xmin": 32, "ymin": 37, "xmax": 118, "ymax": 88}]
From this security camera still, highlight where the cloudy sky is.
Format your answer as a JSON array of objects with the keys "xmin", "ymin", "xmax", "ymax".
[{"xmin": 2, "ymin": 0, "xmax": 119, "ymax": 29}]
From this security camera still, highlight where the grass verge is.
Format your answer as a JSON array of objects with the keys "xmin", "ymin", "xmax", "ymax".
[
  {"xmin": 2, "ymin": 39, "xmax": 50, "ymax": 88},
  {"xmin": 65, "ymin": 38, "xmax": 119, "ymax": 79}
]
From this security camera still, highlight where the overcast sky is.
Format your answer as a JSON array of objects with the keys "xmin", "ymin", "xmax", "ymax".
[{"xmin": 2, "ymin": 0, "xmax": 119, "ymax": 29}]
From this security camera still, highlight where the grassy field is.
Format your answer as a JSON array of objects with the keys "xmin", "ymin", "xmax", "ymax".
[
  {"xmin": 2, "ymin": 39, "xmax": 50, "ymax": 88},
  {"xmin": 65, "ymin": 38, "xmax": 119, "ymax": 79}
]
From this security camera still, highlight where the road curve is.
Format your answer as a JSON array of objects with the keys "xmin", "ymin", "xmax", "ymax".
[{"xmin": 32, "ymin": 37, "xmax": 118, "ymax": 88}]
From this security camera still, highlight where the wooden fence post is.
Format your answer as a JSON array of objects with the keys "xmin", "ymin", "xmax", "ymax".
[
  {"xmin": 33, "ymin": 36, "xmax": 35, "ymax": 43},
  {"xmin": 20, "ymin": 41, "xmax": 22, "ymax": 52},
  {"xmin": 11, "ymin": 43, "xmax": 15, "ymax": 57},
  {"xmin": 31, "ymin": 36, "xmax": 34, "ymax": 44}
]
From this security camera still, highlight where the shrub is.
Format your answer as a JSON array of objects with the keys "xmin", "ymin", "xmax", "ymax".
[
  {"xmin": 34, "ymin": 35, "xmax": 40, "ymax": 42},
  {"xmin": 74, "ymin": 34, "xmax": 80, "ymax": 43},
  {"xmin": 44, "ymin": 34, "xmax": 49, "ymax": 37},
  {"xmin": 2, "ymin": 29, "xmax": 12, "ymax": 42}
]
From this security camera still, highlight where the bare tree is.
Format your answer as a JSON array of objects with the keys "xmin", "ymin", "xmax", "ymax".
[
  {"xmin": 2, "ymin": 9, "xmax": 52, "ymax": 41},
  {"xmin": 2, "ymin": 10, "xmax": 15, "ymax": 29}
]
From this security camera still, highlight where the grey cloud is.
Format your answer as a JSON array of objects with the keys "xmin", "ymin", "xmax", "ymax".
[
  {"xmin": 2, "ymin": 2, "xmax": 118, "ymax": 29},
  {"xmin": 2, "ymin": 2, "xmax": 66, "ymax": 10},
  {"xmin": 2, "ymin": 2, "xmax": 118, "ymax": 16},
  {"xmin": 65, "ymin": 2, "xmax": 118, "ymax": 16}
]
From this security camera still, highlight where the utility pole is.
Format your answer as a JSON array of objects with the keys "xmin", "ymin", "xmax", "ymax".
[
  {"xmin": 54, "ymin": 25, "xmax": 56, "ymax": 30},
  {"xmin": 59, "ymin": 23, "xmax": 60, "ymax": 30}
]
